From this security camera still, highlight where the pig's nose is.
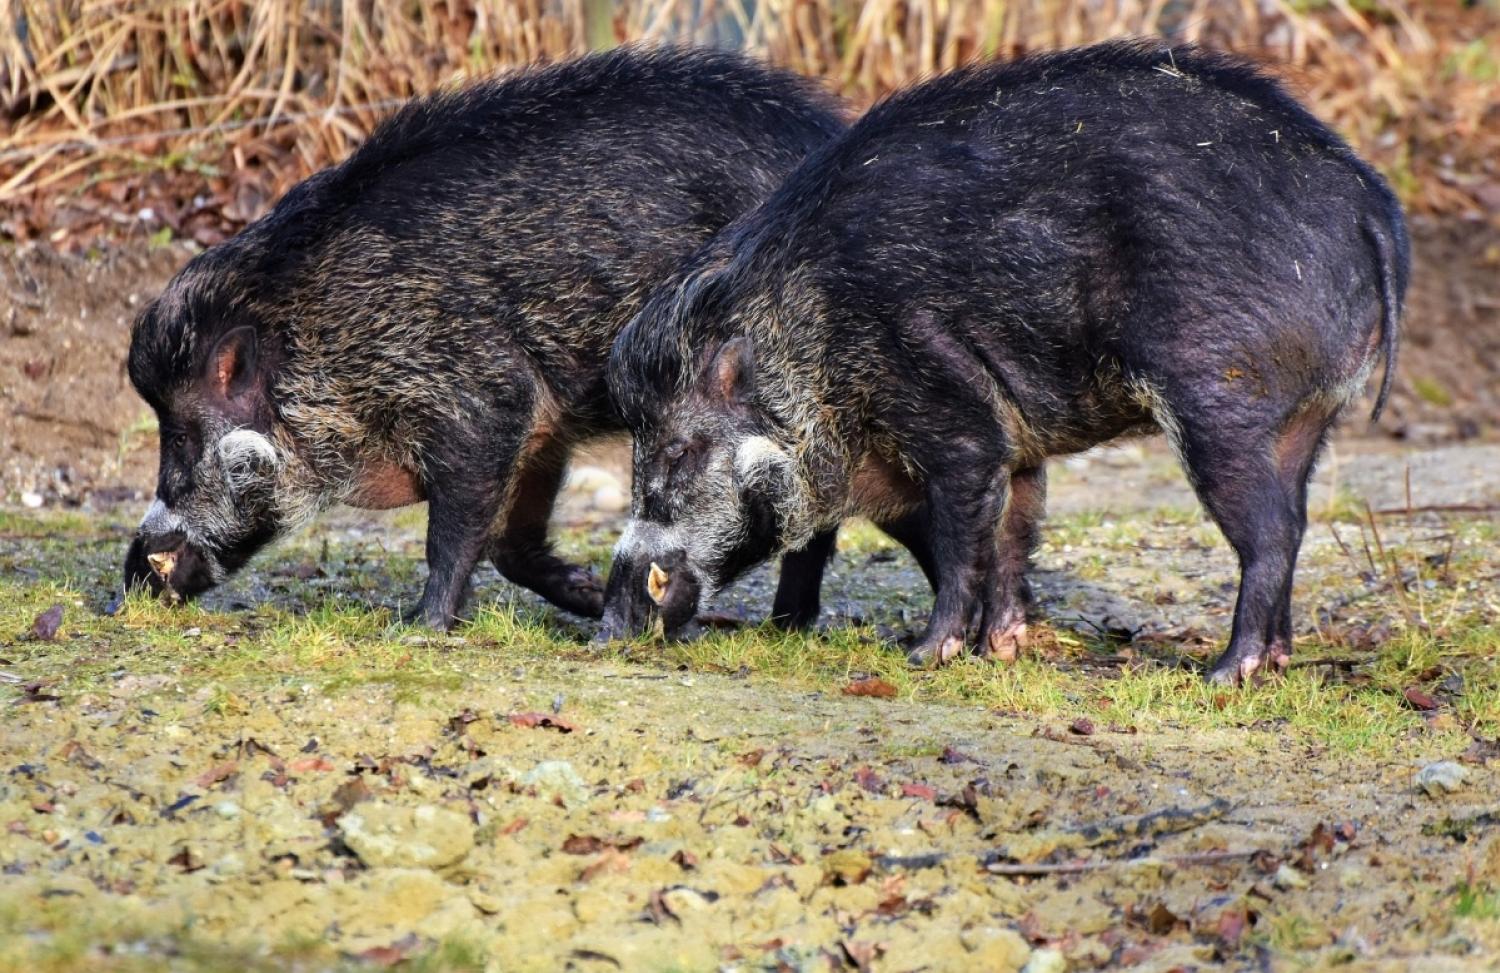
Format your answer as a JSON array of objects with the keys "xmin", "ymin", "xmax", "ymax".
[{"xmin": 143, "ymin": 530, "xmax": 187, "ymax": 556}]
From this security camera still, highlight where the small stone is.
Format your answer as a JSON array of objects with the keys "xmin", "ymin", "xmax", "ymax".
[
  {"xmin": 565, "ymin": 465, "xmax": 622, "ymax": 494},
  {"xmin": 337, "ymin": 802, "xmax": 474, "ymax": 869},
  {"xmin": 1273, "ymin": 863, "xmax": 1309, "ymax": 890},
  {"xmin": 1021, "ymin": 946, "xmax": 1066, "ymax": 973},
  {"xmin": 519, "ymin": 760, "xmax": 590, "ymax": 808},
  {"xmin": 1415, "ymin": 761, "xmax": 1470, "ymax": 797},
  {"xmin": 662, "ymin": 886, "xmax": 715, "ymax": 915},
  {"xmin": 591, "ymin": 484, "xmax": 628, "ymax": 512},
  {"xmin": 20, "ymin": 492, "xmax": 44, "ymax": 509}
]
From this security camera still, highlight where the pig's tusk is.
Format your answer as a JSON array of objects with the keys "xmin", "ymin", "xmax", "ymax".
[
  {"xmin": 647, "ymin": 562, "xmax": 670, "ymax": 605},
  {"xmin": 147, "ymin": 551, "xmax": 178, "ymax": 580}
]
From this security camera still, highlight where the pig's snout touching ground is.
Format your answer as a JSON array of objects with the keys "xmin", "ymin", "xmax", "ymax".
[
  {"xmin": 123, "ymin": 527, "xmax": 216, "ymax": 605},
  {"xmin": 595, "ymin": 547, "xmax": 702, "ymax": 644}
]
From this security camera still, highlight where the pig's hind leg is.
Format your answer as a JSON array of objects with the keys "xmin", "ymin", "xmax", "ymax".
[
  {"xmin": 976, "ymin": 465, "xmax": 1046, "ymax": 661},
  {"xmin": 1160, "ymin": 391, "xmax": 1336, "ymax": 685},
  {"xmin": 487, "ymin": 439, "xmax": 605, "ymax": 619},
  {"xmin": 905, "ymin": 452, "xmax": 1011, "ymax": 667}
]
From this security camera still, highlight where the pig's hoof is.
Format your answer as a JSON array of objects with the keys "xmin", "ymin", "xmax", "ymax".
[
  {"xmin": 1205, "ymin": 645, "xmax": 1289, "ymax": 687},
  {"xmin": 401, "ymin": 603, "xmax": 457, "ymax": 632},
  {"xmin": 546, "ymin": 566, "xmax": 603, "ymax": 617},
  {"xmin": 982, "ymin": 622, "xmax": 1027, "ymax": 662},
  {"xmin": 907, "ymin": 634, "xmax": 966, "ymax": 668}
]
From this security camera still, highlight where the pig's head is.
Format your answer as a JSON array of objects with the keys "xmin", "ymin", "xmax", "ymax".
[
  {"xmin": 122, "ymin": 269, "xmax": 302, "ymax": 603},
  {"xmin": 601, "ymin": 335, "xmax": 807, "ymax": 639}
]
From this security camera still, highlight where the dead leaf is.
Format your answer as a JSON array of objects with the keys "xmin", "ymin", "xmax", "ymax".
[
  {"xmin": 855, "ymin": 766, "xmax": 885, "ymax": 794},
  {"xmin": 509, "ymin": 711, "xmax": 578, "ymax": 733},
  {"xmin": 499, "ymin": 816, "xmax": 529, "ymax": 836},
  {"xmin": 900, "ymin": 782, "xmax": 937, "ymax": 801},
  {"xmin": 1459, "ymin": 737, "xmax": 1500, "ymax": 765},
  {"xmin": 1403, "ymin": 686, "xmax": 1439, "ymax": 711},
  {"xmin": 194, "ymin": 760, "xmax": 238, "ymax": 789},
  {"xmin": 1069, "ymin": 717, "xmax": 1096, "ymax": 736},
  {"xmin": 167, "ymin": 846, "xmax": 205, "ymax": 872},
  {"xmin": 289, "ymin": 756, "xmax": 335, "ymax": 773},
  {"xmin": 332, "ymin": 777, "xmax": 373, "ymax": 812},
  {"xmin": 563, "ymin": 833, "xmax": 643, "ymax": 855},
  {"xmin": 737, "ymin": 748, "xmax": 767, "ymax": 767},
  {"xmin": 671, "ymin": 849, "xmax": 698, "ymax": 870},
  {"xmin": 18, "ymin": 682, "xmax": 61, "ymax": 704},
  {"xmin": 646, "ymin": 888, "xmax": 680, "ymax": 925},
  {"xmin": 1142, "ymin": 901, "xmax": 1184, "ymax": 936},
  {"xmin": 841, "ymin": 939, "xmax": 884, "ymax": 972},
  {"xmin": 842, "ymin": 677, "xmax": 898, "ymax": 699},
  {"xmin": 939, "ymin": 746, "xmax": 976, "ymax": 765},
  {"xmin": 58, "ymin": 740, "xmax": 102, "ymax": 770},
  {"xmin": 1295, "ymin": 822, "xmax": 1336, "ymax": 872},
  {"xmin": 579, "ymin": 846, "xmax": 632, "ymax": 882},
  {"xmin": 357, "ymin": 934, "xmax": 422, "ymax": 967},
  {"xmin": 1214, "ymin": 906, "xmax": 1249, "ymax": 951},
  {"xmin": 31, "ymin": 605, "xmax": 63, "ymax": 641},
  {"xmin": 446, "ymin": 708, "xmax": 480, "ymax": 734}
]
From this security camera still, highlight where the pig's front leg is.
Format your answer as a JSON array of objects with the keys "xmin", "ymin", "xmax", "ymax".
[
  {"xmin": 489, "ymin": 440, "xmax": 604, "ymax": 619},
  {"xmin": 770, "ymin": 529, "xmax": 839, "ymax": 630},
  {"xmin": 408, "ymin": 429, "xmax": 511, "ymax": 630},
  {"xmin": 905, "ymin": 456, "xmax": 1010, "ymax": 667},
  {"xmin": 771, "ymin": 508, "xmax": 938, "ymax": 631}
]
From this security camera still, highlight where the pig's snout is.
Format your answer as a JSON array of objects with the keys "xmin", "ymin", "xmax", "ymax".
[
  {"xmin": 123, "ymin": 530, "xmax": 214, "ymax": 603},
  {"xmin": 596, "ymin": 549, "xmax": 702, "ymax": 643}
]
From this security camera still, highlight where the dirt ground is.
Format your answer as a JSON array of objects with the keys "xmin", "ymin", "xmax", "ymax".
[{"xmin": 1, "ymin": 227, "xmax": 1499, "ymax": 972}]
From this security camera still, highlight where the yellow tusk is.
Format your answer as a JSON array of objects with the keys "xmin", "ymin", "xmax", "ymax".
[
  {"xmin": 147, "ymin": 551, "xmax": 178, "ymax": 580},
  {"xmin": 647, "ymin": 562, "xmax": 670, "ymax": 605}
]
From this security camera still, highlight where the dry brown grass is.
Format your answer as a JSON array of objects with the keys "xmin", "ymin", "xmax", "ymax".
[{"xmin": 0, "ymin": 0, "xmax": 1496, "ymax": 246}]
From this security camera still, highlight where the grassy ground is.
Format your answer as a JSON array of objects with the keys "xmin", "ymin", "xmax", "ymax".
[{"xmin": 2, "ymin": 456, "xmax": 1498, "ymax": 971}]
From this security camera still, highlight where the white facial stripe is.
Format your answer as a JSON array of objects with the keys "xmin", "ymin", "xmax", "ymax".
[
  {"xmin": 613, "ymin": 520, "xmax": 684, "ymax": 560},
  {"xmin": 733, "ymin": 435, "xmax": 786, "ymax": 478},
  {"xmin": 218, "ymin": 428, "xmax": 279, "ymax": 467}
]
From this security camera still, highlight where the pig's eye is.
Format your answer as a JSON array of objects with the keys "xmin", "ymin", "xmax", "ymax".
[
  {"xmin": 170, "ymin": 433, "xmax": 189, "ymax": 450},
  {"xmin": 663, "ymin": 439, "xmax": 702, "ymax": 484}
]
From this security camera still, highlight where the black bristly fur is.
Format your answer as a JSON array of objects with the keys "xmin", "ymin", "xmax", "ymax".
[
  {"xmin": 125, "ymin": 46, "xmax": 855, "ymax": 629},
  {"xmin": 605, "ymin": 40, "xmax": 1410, "ymax": 685}
]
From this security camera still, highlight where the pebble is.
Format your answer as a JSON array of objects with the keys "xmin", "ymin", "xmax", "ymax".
[
  {"xmin": 337, "ymin": 802, "xmax": 474, "ymax": 869},
  {"xmin": 1415, "ymin": 761, "xmax": 1470, "ymax": 797},
  {"xmin": 1274, "ymin": 863, "xmax": 1309, "ymax": 890},
  {"xmin": 21, "ymin": 491, "xmax": 44, "ymax": 508},
  {"xmin": 520, "ymin": 759, "xmax": 590, "ymax": 808},
  {"xmin": 1021, "ymin": 947, "xmax": 1067, "ymax": 973}
]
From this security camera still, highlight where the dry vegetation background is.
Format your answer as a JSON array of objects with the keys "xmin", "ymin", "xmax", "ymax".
[{"xmin": 0, "ymin": 0, "xmax": 1497, "ymax": 253}]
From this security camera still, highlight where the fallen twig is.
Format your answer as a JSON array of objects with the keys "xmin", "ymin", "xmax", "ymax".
[
  {"xmin": 1287, "ymin": 657, "xmax": 1360, "ymax": 670},
  {"xmin": 981, "ymin": 848, "xmax": 1262, "ymax": 876},
  {"xmin": 1369, "ymin": 503, "xmax": 1500, "ymax": 517}
]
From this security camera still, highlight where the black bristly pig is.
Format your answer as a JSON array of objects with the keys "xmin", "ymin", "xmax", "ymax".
[
  {"xmin": 122, "ymin": 46, "xmax": 861, "ymax": 629},
  {"xmin": 601, "ymin": 41, "xmax": 1408, "ymax": 685}
]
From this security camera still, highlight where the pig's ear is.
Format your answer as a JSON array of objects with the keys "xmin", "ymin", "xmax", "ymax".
[
  {"xmin": 709, "ymin": 336, "xmax": 754, "ymax": 405},
  {"xmin": 207, "ymin": 326, "xmax": 259, "ymax": 403}
]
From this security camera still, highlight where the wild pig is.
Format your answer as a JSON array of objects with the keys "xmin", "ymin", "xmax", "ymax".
[
  {"xmin": 122, "ymin": 47, "xmax": 854, "ymax": 628},
  {"xmin": 601, "ymin": 41, "xmax": 1408, "ymax": 684}
]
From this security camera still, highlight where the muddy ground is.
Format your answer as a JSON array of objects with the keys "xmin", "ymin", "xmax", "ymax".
[{"xmin": 1, "ymin": 229, "xmax": 1499, "ymax": 972}]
